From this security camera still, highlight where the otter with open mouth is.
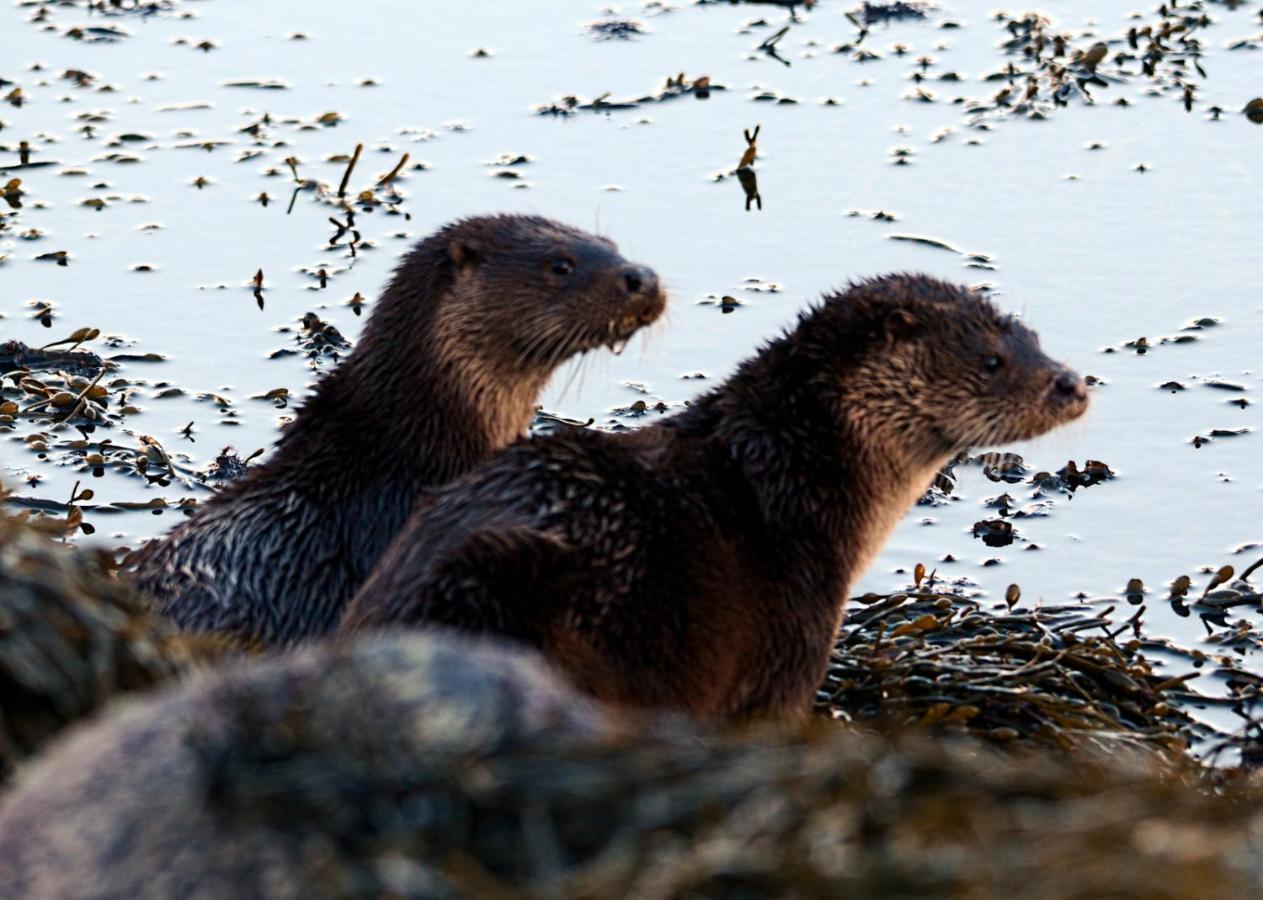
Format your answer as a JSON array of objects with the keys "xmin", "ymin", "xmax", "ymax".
[
  {"xmin": 131, "ymin": 214, "xmax": 665, "ymax": 648},
  {"xmin": 341, "ymin": 274, "xmax": 1088, "ymax": 717}
]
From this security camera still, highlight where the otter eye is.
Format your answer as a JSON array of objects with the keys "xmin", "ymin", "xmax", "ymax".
[
  {"xmin": 983, "ymin": 355, "xmax": 1004, "ymax": 374},
  {"xmin": 550, "ymin": 258, "xmax": 574, "ymax": 277}
]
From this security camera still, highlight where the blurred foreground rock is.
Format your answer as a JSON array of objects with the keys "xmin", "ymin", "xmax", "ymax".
[
  {"xmin": 0, "ymin": 507, "xmax": 203, "ymax": 781},
  {"xmin": 2, "ymin": 629, "xmax": 1262, "ymax": 899}
]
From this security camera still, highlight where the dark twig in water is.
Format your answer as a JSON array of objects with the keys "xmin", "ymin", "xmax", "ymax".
[
  {"xmin": 337, "ymin": 143, "xmax": 363, "ymax": 199},
  {"xmin": 375, "ymin": 152, "xmax": 409, "ymax": 187},
  {"xmin": 1240, "ymin": 557, "xmax": 1263, "ymax": 584},
  {"xmin": 758, "ymin": 25, "xmax": 792, "ymax": 66}
]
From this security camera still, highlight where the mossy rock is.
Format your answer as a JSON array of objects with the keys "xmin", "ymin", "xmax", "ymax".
[
  {"xmin": 2, "ymin": 630, "xmax": 1261, "ymax": 899},
  {"xmin": 0, "ymin": 511, "xmax": 216, "ymax": 781}
]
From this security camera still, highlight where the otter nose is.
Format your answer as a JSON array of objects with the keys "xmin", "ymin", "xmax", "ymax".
[
  {"xmin": 620, "ymin": 265, "xmax": 658, "ymax": 299},
  {"xmin": 1052, "ymin": 371, "xmax": 1088, "ymax": 403}
]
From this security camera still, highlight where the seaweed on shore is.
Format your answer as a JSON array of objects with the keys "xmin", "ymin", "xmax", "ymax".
[
  {"xmin": 819, "ymin": 585, "xmax": 1209, "ymax": 757},
  {"xmin": 0, "ymin": 339, "xmax": 103, "ymax": 376}
]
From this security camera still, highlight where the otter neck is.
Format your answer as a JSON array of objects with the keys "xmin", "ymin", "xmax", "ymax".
[
  {"xmin": 671, "ymin": 346, "xmax": 945, "ymax": 604},
  {"xmin": 272, "ymin": 284, "xmax": 547, "ymax": 496}
]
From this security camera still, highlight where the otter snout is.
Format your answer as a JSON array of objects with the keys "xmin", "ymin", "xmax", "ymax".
[
  {"xmin": 620, "ymin": 264, "xmax": 656, "ymax": 297},
  {"xmin": 1047, "ymin": 368, "xmax": 1089, "ymax": 417},
  {"xmin": 619, "ymin": 264, "xmax": 667, "ymax": 325}
]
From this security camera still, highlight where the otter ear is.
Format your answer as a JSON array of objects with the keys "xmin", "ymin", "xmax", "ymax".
[
  {"xmin": 448, "ymin": 239, "xmax": 482, "ymax": 271},
  {"xmin": 884, "ymin": 308, "xmax": 922, "ymax": 340}
]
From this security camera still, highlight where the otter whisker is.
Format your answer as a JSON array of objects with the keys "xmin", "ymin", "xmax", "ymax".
[
  {"xmin": 520, "ymin": 315, "xmax": 571, "ymax": 367},
  {"xmin": 545, "ymin": 322, "xmax": 586, "ymax": 368},
  {"xmin": 554, "ymin": 354, "xmax": 586, "ymax": 405},
  {"xmin": 540, "ymin": 325, "xmax": 579, "ymax": 369},
  {"xmin": 561, "ymin": 322, "xmax": 591, "ymax": 362}
]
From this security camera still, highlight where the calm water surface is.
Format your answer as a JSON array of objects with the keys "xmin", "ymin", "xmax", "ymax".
[{"xmin": 1, "ymin": 0, "xmax": 1261, "ymax": 675}]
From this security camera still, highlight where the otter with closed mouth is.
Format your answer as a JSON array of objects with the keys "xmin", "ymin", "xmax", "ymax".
[
  {"xmin": 341, "ymin": 273, "xmax": 1089, "ymax": 717},
  {"xmin": 131, "ymin": 214, "xmax": 665, "ymax": 648}
]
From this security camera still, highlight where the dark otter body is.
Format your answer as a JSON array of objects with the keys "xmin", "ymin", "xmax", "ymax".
[
  {"xmin": 131, "ymin": 215, "xmax": 665, "ymax": 648},
  {"xmin": 341, "ymin": 274, "xmax": 1089, "ymax": 716}
]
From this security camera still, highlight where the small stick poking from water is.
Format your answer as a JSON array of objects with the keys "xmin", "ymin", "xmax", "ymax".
[
  {"xmin": 376, "ymin": 152, "xmax": 410, "ymax": 188},
  {"xmin": 738, "ymin": 125, "xmax": 760, "ymax": 170},
  {"xmin": 337, "ymin": 143, "xmax": 364, "ymax": 199},
  {"xmin": 759, "ymin": 26, "xmax": 789, "ymax": 52}
]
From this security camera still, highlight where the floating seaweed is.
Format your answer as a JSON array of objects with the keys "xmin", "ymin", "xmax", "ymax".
[
  {"xmin": 587, "ymin": 19, "xmax": 645, "ymax": 41},
  {"xmin": 859, "ymin": 2, "xmax": 930, "ymax": 26},
  {"xmin": 535, "ymin": 73, "xmax": 724, "ymax": 116}
]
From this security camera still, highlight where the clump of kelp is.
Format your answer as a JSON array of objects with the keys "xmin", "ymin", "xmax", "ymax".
[
  {"xmin": 819, "ymin": 582, "xmax": 1205, "ymax": 756},
  {"xmin": 973, "ymin": 1, "xmax": 1221, "ymax": 124},
  {"xmin": 1, "ymin": 331, "xmax": 269, "ymax": 521},
  {"xmin": 535, "ymin": 72, "xmax": 722, "ymax": 116},
  {"xmin": 0, "ymin": 494, "xmax": 227, "ymax": 781}
]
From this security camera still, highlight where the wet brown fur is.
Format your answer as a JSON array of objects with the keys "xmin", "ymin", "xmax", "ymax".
[
  {"xmin": 130, "ymin": 215, "xmax": 665, "ymax": 648},
  {"xmin": 341, "ymin": 274, "xmax": 1089, "ymax": 717}
]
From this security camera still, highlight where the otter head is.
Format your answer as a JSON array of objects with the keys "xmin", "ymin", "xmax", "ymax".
[
  {"xmin": 430, "ymin": 214, "xmax": 666, "ymax": 377},
  {"xmin": 821, "ymin": 274, "xmax": 1088, "ymax": 470}
]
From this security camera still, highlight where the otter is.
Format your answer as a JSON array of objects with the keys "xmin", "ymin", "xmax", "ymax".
[
  {"xmin": 130, "ymin": 215, "xmax": 665, "ymax": 648},
  {"xmin": 340, "ymin": 274, "xmax": 1089, "ymax": 717}
]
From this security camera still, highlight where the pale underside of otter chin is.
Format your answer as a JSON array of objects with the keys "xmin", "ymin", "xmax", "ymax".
[
  {"xmin": 962, "ymin": 399, "xmax": 1087, "ymax": 452},
  {"xmin": 926, "ymin": 382, "xmax": 1088, "ymax": 458}
]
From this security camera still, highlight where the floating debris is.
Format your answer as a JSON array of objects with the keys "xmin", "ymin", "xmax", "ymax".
[
  {"xmin": 860, "ymin": 2, "xmax": 930, "ymax": 26},
  {"xmin": 888, "ymin": 233, "xmax": 996, "ymax": 270},
  {"xmin": 587, "ymin": 19, "xmax": 645, "ymax": 41},
  {"xmin": 0, "ymin": 340, "xmax": 103, "ymax": 376},
  {"xmin": 222, "ymin": 79, "xmax": 289, "ymax": 90},
  {"xmin": 535, "ymin": 73, "xmax": 723, "ymax": 116},
  {"xmin": 972, "ymin": 517, "xmax": 1016, "ymax": 547}
]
